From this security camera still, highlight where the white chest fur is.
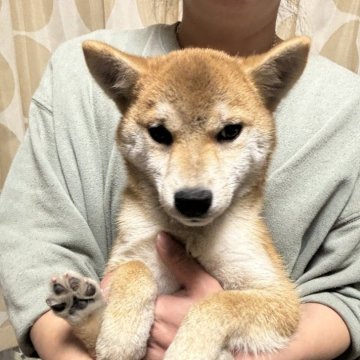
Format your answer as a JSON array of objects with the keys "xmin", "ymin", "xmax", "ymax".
[{"xmin": 108, "ymin": 205, "xmax": 280, "ymax": 294}]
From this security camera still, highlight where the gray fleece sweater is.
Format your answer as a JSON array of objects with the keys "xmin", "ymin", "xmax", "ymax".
[{"xmin": 0, "ymin": 24, "xmax": 360, "ymax": 358}]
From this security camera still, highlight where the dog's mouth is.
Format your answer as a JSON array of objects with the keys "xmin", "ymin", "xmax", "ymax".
[
  {"xmin": 179, "ymin": 218, "xmax": 213, "ymax": 227},
  {"xmin": 171, "ymin": 212, "xmax": 215, "ymax": 227}
]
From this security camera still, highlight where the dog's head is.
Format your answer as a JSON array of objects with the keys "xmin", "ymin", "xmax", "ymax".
[{"xmin": 83, "ymin": 38, "xmax": 309, "ymax": 226}]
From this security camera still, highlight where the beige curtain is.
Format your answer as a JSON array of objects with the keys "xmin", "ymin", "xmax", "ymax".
[
  {"xmin": 0, "ymin": 0, "xmax": 359, "ymax": 354},
  {"xmin": 277, "ymin": 0, "xmax": 360, "ymax": 72}
]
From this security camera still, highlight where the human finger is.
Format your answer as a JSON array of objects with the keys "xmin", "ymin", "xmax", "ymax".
[
  {"xmin": 100, "ymin": 272, "xmax": 112, "ymax": 300},
  {"xmin": 154, "ymin": 294, "xmax": 190, "ymax": 325},
  {"xmin": 143, "ymin": 341, "xmax": 165, "ymax": 360},
  {"xmin": 147, "ymin": 318, "xmax": 176, "ymax": 351}
]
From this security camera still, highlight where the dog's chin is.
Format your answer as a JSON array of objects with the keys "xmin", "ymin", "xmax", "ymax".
[{"xmin": 172, "ymin": 214, "xmax": 215, "ymax": 227}]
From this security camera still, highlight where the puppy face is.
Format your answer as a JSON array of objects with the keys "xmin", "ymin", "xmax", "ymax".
[{"xmin": 117, "ymin": 51, "xmax": 274, "ymax": 226}]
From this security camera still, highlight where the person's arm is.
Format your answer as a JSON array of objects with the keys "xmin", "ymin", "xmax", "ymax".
[
  {"xmin": 30, "ymin": 311, "xmax": 92, "ymax": 360},
  {"xmin": 264, "ymin": 302, "xmax": 350, "ymax": 360},
  {"xmin": 145, "ymin": 233, "xmax": 350, "ymax": 360},
  {"xmin": 0, "ymin": 42, "xmax": 109, "ymax": 356}
]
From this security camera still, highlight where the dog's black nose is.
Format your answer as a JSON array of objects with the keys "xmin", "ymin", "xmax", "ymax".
[{"xmin": 174, "ymin": 188, "xmax": 212, "ymax": 218}]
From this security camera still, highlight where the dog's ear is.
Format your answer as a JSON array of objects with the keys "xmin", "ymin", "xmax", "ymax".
[
  {"xmin": 244, "ymin": 37, "xmax": 310, "ymax": 111},
  {"xmin": 82, "ymin": 40, "xmax": 148, "ymax": 113}
]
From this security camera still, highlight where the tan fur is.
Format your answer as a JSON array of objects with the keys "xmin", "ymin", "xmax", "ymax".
[
  {"xmin": 48, "ymin": 37, "xmax": 310, "ymax": 359},
  {"xmin": 72, "ymin": 311, "xmax": 103, "ymax": 359},
  {"xmin": 96, "ymin": 261, "xmax": 157, "ymax": 360}
]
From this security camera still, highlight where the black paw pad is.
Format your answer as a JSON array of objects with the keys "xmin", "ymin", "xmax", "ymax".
[
  {"xmin": 50, "ymin": 302, "xmax": 67, "ymax": 312},
  {"xmin": 53, "ymin": 283, "xmax": 67, "ymax": 295},
  {"xmin": 68, "ymin": 297, "xmax": 93, "ymax": 315},
  {"xmin": 85, "ymin": 283, "xmax": 96, "ymax": 296},
  {"xmin": 69, "ymin": 277, "xmax": 81, "ymax": 291},
  {"xmin": 75, "ymin": 299, "xmax": 89, "ymax": 310}
]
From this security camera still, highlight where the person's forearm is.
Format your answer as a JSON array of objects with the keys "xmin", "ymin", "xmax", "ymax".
[
  {"xmin": 236, "ymin": 302, "xmax": 351, "ymax": 360},
  {"xmin": 30, "ymin": 310, "xmax": 92, "ymax": 360},
  {"xmin": 280, "ymin": 302, "xmax": 350, "ymax": 359}
]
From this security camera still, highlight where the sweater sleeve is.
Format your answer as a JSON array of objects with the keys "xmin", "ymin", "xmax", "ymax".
[
  {"xmin": 297, "ymin": 176, "xmax": 360, "ymax": 360},
  {"xmin": 0, "ymin": 51, "xmax": 109, "ymax": 356}
]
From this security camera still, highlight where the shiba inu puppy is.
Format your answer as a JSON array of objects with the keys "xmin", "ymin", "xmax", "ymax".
[{"xmin": 46, "ymin": 36, "xmax": 310, "ymax": 360}]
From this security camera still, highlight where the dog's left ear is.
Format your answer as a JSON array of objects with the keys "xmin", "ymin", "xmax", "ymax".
[
  {"xmin": 244, "ymin": 37, "xmax": 310, "ymax": 111},
  {"xmin": 82, "ymin": 40, "xmax": 148, "ymax": 113}
]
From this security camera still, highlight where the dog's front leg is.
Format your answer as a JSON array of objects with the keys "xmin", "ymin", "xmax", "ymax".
[
  {"xmin": 164, "ymin": 288, "xmax": 299, "ymax": 360},
  {"xmin": 96, "ymin": 260, "xmax": 157, "ymax": 360}
]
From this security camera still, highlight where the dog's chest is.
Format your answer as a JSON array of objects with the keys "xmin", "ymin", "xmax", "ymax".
[
  {"xmin": 109, "ymin": 218, "xmax": 278, "ymax": 294},
  {"xmin": 189, "ymin": 229, "xmax": 279, "ymax": 290}
]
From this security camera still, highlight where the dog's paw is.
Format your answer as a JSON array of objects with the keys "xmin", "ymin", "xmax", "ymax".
[{"xmin": 46, "ymin": 272, "xmax": 104, "ymax": 324}]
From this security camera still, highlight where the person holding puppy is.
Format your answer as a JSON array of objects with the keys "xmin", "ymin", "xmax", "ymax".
[{"xmin": 0, "ymin": 0, "xmax": 359, "ymax": 359}]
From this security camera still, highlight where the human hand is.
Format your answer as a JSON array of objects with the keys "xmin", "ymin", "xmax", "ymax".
[
  {"xmin": 144, "ymin": 232, "xmax": 222, "ymax": 360},
  {"xmin": 30, "ymin": 310, "xmax": 93, "ymax": 360}
]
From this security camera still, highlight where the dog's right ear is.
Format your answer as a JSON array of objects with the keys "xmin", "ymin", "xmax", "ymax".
[{"xmin": 82, "ymin": 40, "xmax": 148, "ymax": 113}]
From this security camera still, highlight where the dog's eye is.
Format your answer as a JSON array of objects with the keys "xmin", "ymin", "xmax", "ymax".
[
  {"xmin": 216, "ymin": 124, "xmax": 243, "ymax": 142},
  {"xmin": 148, "ymin": 124, "xmax": 173, "ymax": 146}
]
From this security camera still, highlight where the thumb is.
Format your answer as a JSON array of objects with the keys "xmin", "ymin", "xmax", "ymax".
[
  {"xmin": 100, "ymin": 272, "xmax": 112, "ymax": 301},
  {"xmin": 156, "ymin": 232, "xmax": 214, "ymax": 294}
]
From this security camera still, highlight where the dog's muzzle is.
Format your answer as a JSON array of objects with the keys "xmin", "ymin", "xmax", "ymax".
[{"xmin": 174, "ymin": 188, "xmax": 212, "ymax": 218}]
